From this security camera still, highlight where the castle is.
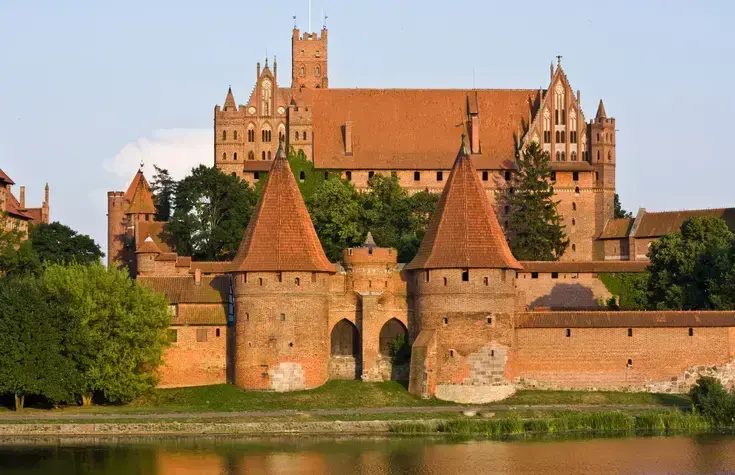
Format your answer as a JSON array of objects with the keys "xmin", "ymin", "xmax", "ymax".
[
  {"xmin": 0, "ymin": 167, "xmax": 50, "ymax": 239},
  {"xmin": 105, "ymin": 27, "xmax": 735, "ymax": 402}
]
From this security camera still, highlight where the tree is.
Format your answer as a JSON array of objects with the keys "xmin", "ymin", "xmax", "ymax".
[
  {"xmin": 506, "ymin": 141, "xmax": 569, "ymax": 261},
  {"xmin": 150, "ymin": 166, "xmax": 176, "ymax": 222},
  {"xmin": 287, "ymin": 147, "xmax": 337, "ymax": 202},
  {"xmin": 166, "ymin": 165, "xmax": 259, "ymax": 260},
  {"xmin": 0, "ymin": 276, "xmax": 79, "ymax": 410},
  {"xmin": 614, "ymin": 193, "xmax": 632, "ymax": 219},
  {"xmin": 647, "ymin": 216, "xmax": 735, "ymax": 310},
  {"xmin": 29, "ymin": 222, "xmax": 103, "ymax": 265},
  {"xmin": 306, "ymin": 176, "xmax": 364, "ymax": 261},
  {"xmin": 41, "ymin": 263, "xmax": 171, "ymax": 404},
  {"xmin": 360, "ymin": 174, "xmax": 414, "ymax": 255}
]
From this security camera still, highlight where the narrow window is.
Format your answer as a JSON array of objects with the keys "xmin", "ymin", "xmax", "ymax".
[
  {"xmin": 303, "ymin": 131, "xmax": 307, "ymax": 140},
  {"xmin": 561, "ymin": 130, "xmax": 566, "ymax": 142},
  {"xmin": 551, "ymin": 272, "xmax": 558, "ymax": 279},
  {"xmin": 346, "ymin": 171, "xmax": 352, "ymax": 181},
  {"xmin": 556, "ymin": 151, "xmax": 560, "ymax": 161},
  {"xmin": 461, "ymin": 269, "xmax": 469, "ymax": 282},
  {"xmin": 424, "ymin": 270, "xmax": 430, "ymax": 283},
  {"xmin": 246, "ymin": 313, "xmax": 250, "ymax": 321},
  {"xmin": 531, "ymin": 272, "xmax": 539, "ymax": 279},
  {"xmin": 216, "ymin": 328, "xmax": 221, "ymax": 337},
  {"xmin": 315, "ymin": 65, "xmax": 321, "ymax": 77},
  {"xmin": 294, "ymin": 131, "xmax": 299, "ymax": 141},
  {"xmin": 487, "ymin": 317, "xmax": 492, "ymax": 325},
  {"xmin": 628, "ymin": 328, "xmax": 633, "ymax": 337},
  {"xmin": 277, "ymin": 272, "xmax": 282, "ymax": 283},
  {"xmin": 222, "ymin": 152, "xmax": 226, "ymax": 161},
  {"xmin": 368, "ymin": 171, "xmax": 375, "ymax": 179},
  {"xmin": 572, "ymin": 244, "xmax": 576, "ymax": 252},
  {"xmin": 295, "ymin": 277, "xmax": 300, "ymax": 286},
  {"xmin": 505, "ymin": 171, "xmax": 511, "ymax": 181},
  {"xmin": 627, "ymin": 359, "xmax": 633, "ymax": 367},
  {"xmin": 197, "ymin": 328, "xmax": 208, "ymax": 342},
  {"xmin": 262, "ymin": 151, "xmax": 266, "ymax": 160},
  {"xmin": 300, "ymin": 66, "xmax": 305, "ymax": 76},
  {"xmin": 233, "ymin": 152, "xmax": 238, "ymax": 161},
  {"xmin": 443, "ymin": 277, "xmax": 448, "ymax": 286},
  {"xmin": 555, "ymin": 131, "xmax": 560, "ymax": 142},
  {"xmin": 689, "ymin": 328, "xmax": 694, "ymax": 336},
  {"xmin": 248, "ymin": 129, "xmax": 255, "ymax": 142},
  {"xmin": 443, "ymin": 317, "xmax": 448, "ymax": 325},
  {"xmin": 258, "ymin": 278, "xmax": 263, "ymax": 286},
  {"xmin": 234, "ymin": 130, "xmax": 238, "ymax": 140},
  {"xmin": 608, "ymin": 151, "xmax": 612, "ymax": 162},
  {"xmin": 597, "ymin": 150, "xmax": 601, "ymax": 162},
  {"xmin": 299, "ymin": 171, "xmax": 306, "ymax": 182},
  {"xmin": 572, "ymin": 218, "xmax": 576, "ymax": 226},
  {"xmin": 449, "ymin": 350, "xmax": 454, "ymax": 358},
  {"xmin": 254, "ymin": 171, "xmax": 260, "ymax": 180},
  {"xmin": 436, "ymin": 171, "xmax": 443, "ymax": 181},
  {"xmin": 573, "ymin": 171, "xmax": 579, "ymax": 181},
  {"xmin": 551, "ymin": 171, "xmax": 556, "ymax": 181},
  {"xmin": 267, "ymin": 151, "xmax": 272, "ymax": 160},
  {"xmin": 483, "ymin": 276, "xmax": 489, "ymax": 286},
  {"xmin": 561, "ymin": 151, "xmax": 566, "ymax": 161},
  {"xmin": 491, "ymin": 349, "xmax": 495, "ymax": 356},
  {"xmin": 565, "ymin": 328, "xmax": 571, "ymax": 337},
  {"xmin": 575, "ymin": 186, "xmax": 580, "ymax": 195},
  {"xmin": 222, "ymin": 130, "xmax": 227, "ymax": 140},
  {"xmin": 597, "ymin": 133, "xmax": 600, "ymax": 142},
  {"xmin": 414, "ymin": 171, "xmax": 421, "ymax": 181},
  {"xmin": 311, "ymin": 272, "xmax": 317, "ymax": 283},
  {"xmin": 572, "ymin": 202, "xmax": 577, "ymax": 211},
  {"xmin": 571, "ymin": 151, "xmax": 577, "ymax": 161},
  {"xmin": 482, "ymin": 171, "xmax": 489, "ymax": 181},
  {"xmin": 280, "ymin": 313, "xmax": 286, "ymax": 322},
  {"xmin": 248, "ymin": 151, "xmax": 254, "ymax": 160}
]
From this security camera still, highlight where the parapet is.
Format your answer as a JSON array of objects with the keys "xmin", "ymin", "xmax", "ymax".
[{"xmin": 342, "ymin": 246, "xmax": 398, "ymax": 267}]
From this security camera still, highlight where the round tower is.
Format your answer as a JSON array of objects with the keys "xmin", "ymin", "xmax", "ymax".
[{"xmin": 135, "ymin": 234, "xmax": 161, "ymax": 276}]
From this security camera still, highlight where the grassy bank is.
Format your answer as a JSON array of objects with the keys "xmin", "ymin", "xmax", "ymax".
[{"xmin": 390, "ymin": 410, "xmax": 711, "ymax": 437}]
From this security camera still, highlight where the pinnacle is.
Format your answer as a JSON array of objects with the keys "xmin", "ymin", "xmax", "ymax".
[{"xmin": 596, "ymin": 99, "xmax": 607, "ymax": 119}]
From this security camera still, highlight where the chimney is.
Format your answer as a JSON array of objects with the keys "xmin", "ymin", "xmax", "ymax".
[
  {"xmin": 19, "ymin": 186, "xmax": 25, "ymax": 208},
  {"xmin": 470, "ymin": 116, "xmax": 480, "ymax": 154},
  {"xmin": 344, "ymin": 120, "xmax": 353, "ymax": 155},
  {"xmin": 257, "ymin": 61, "xmax": 261, "ymax": 79},
  {"xmin": 194, "ymin": 268, "xmax": 202, "ymax": 285}
]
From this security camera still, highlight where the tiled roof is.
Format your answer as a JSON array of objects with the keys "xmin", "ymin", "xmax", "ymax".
[
  {"xmin": 136, "ymin": 222, "xmax": 173, "ymax": 253},
  {"xmin": 125, "ymin": 171, "xmax": 156, "ymax": 215},
  {"xmin": 136, "ymin": 235, "xmax": 161, "ymax": 254},
  {"xmin": 22, "ymin": 207, "xmax": 43, "ymax": 223},
  {"xmin": 175, "ymin": 256, "xmax": 192, "ymax": 268},
  {"xmin": 595, "ymin": 99, "xmax": 607, "ymax": 119},
  {"xmin": 4, "ymin": 193, "xmax": 32, "ymax": 220},
  {"xmin": 599, "ymin": 218, "xmax": 634, "ymax": 240},
  {"xmin": 190, "ymin": 261, "xmax": 230, "ymax": 274},
  {"xmin": 137, "ymin": 275, "xmax": 228, "ymax": 304},
  {"xmin": 242, "ymin": 161, "xmax": 273, "ymax": 171},
  {"xmin": 516, "ymin": 310, "xmax": 735, "ymax": 328},
  {"xmin": 635, "ymin": 208, "xmax": 735, "ymax": 238},
  {"xmin": 302, "ymin": 88, "xmax": 539, "ymax": 170},
  {"xmin": 155, "ymin": 252, "xmax": 178, "ymax": 262},
  {"xmin": 174, "ymin": 304, "xmax": 227, "ymax": 326},
  {"xmin": 406, "ymin": 136, "xmax": 522, "ymax": 270},
  {"xmin": 230, "ymin": 140, "xmax": 335, "ymax": 273},
  {"xmin": 0, "ymin": 168, "xmax": 15, "ymax": 185},
  {"xmin": 518, "ymin": 260, "xmax": 648, "ymax": 273},
  {"xmin": 550, "ymin": 162, "xmax": 594, "ymax": 172},
  {"xmin": 223, "ymin": 87, "xmax": 237, "ymax": 111}
]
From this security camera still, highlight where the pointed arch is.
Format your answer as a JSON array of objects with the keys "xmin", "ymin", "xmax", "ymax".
[
  {"xmin": 379, "ymin": 318, "xmax": 408, "ymax": 357},
  {"xmin": 331, "ymin": 319, "xmax": 359, "ymax": 356},
  {"xmin": 247, "ymin": 123, "xmax": 256, "ymax": 143}
]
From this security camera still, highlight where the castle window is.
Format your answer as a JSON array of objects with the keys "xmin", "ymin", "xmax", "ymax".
[
  {"xmin": 303, "ymin": 131, "xmax": 307, "ymax": 140},
  {"xmin": 425, "ymin": 270, "xmax": 430, "ymax": 283},
  {"xmin": 571, "ymin": 151, "xmax": 577, "ymax": 161},
  {"xmin": 277, "ymin": 272, "xmax": 282, "ymax": 283},
  {"xmin": 222, "ymin": 130, "xmax": 227, "ymax": 141},
  {"xmin": 575, "ymin": 186, "xmax": 580, "ymax": 195},
  {"xmin": 280, "ymin": 313, "xmax": 286, "ymax": 322},
  {"xmin": 531, "ymin": 272, "xmax": 539, "ymax": 279},
  {"xmin": 414, "ymin": 171, "xmax": 421, "ymax": 181},
  {"xmin": 566, "ymin": 329, "xmax": 571, "ymax": 337},
  {"xmin": 573, "ymin": 172, "xmax": 579, "ymax": 181},
  {"xmin": 482, "ymin": 171, "xmax": 489, "ymax": 181},
  {"xmin": 555, "ymin": 110, "xmax": 559, "ymax": 125},
  {"xmin": 689, "ymin": 328, "xmax": 694, "ymax": 336},
  {"xmin": 628, "ymin": 328, "xmax": 633, "ymax": 337},
  {"xmin": 197, "ymin": 328, "xmax": 208, "ymax": 342},
  {"xmin": 555, "ymin": 131, "xmax": 560, "ymax": 142},
  {"xmin": 346, "ymin": 171, "xmax": 352, "ymax": 181},
  {"xmin": 505, "ymin": 171, "xmax": 511, "ymax": 181},
  {"xmin": 222, "ymin": 152, "xmax": 226, "ymax": 161},
  {"xmin": 369, "ymin": 171, "xmax": 375, "ymax": 179},
  {"xmin": 627, "ymin": 359, "xmax": 633, "ymax": 367},
  {"xmin": 556, "ymin": 151, "xmax": 560, "ymax": 161},
  {"xmin": 234, "ymin": 130, "xmax": 238, "ymax": 140},
  {"xmin": 216, "ymin": 328, "xmax": 221, "ymax": 337},
  {"xmin": 449, "ymin": 350, "xmax": 454, "ymax": 357},
  {"xmin": 561, "ymin": 152, "xmax": 566, "ymax": 161},
  {"xmin": 294, "ymin": 131, "xmax": 299, "ymax": 141},
  {"xmin": 262, "ymin": 151, "xmax": 266, "ymax": 160},
  {"xmin": 299, "ymin": 171, "xmax": 306, "ymax": 182},
  {"xmin": 597, "ymin": 133, "xmax": 600, "ymax": 142},
  {"xmin": 608, "ymin": 151, "xmax": 612, "ymax": 162},
  {"xmin": 258, "ymin": 277, "xmax": 263, "ymax": 286},
  {"xmin": 462, "ymin": 269, "xmax": 469, "ymax": 282},
  {"xmin": 234, "ymin": 152, "xmax": 238, "ymax": 161},
  {"xmin": 551, "ymin": 272, "xmax": 558, "ymax": 279},
  {"xmin": 596, "ymin": 172, "xmax": 599, "ymax": 182},
  {"xmin": 315, "ymin": 65, "xmax": 321, "ymax": 77},
  {"xmin": 483, "ymin": 277, "xmax": 489, "ymax": 286},
  {"xmin": 443, "ymin": 317, "xmax": 448, "ymax": 325},
  {"xmin": 243, "ymin": 273, "xmax": 248, "ymax": 283},
  {"xmin": 487, "ymin": 317, "xmax": 492, "ymax": 325},
  {"xmin": 551, "ymin": 171, "xmax": 556, "ymax": 181},
  {"xmin": 246, "ymin": 313, "xmax": 250, "ymax": 321},
  {"xmin": 249, "ymin": 151, "xmax": 254, "ymax": 160},
  {"xmin": 572, "ymin": 202, "xmax": 577, "ymax": 211},
  {"xmin": 437, "ymin": 171, "xmax": 443, "ymax": 181},
  {"xmin": 572, "ymin": 244, "xmax": 576, "ymax": 252},
  {"xmin": 248, "ymin": 129, "xmax": 255, "ymax": 142},
  {"xmin": 300, "ymin": 66, "xmax": 305, "ymax": 76},
  {"xmin": 443, "ymin": 277, "xmax": 448, "ymax": 286},
  {"xmin": 267, "ymin": 151, "xmax": 272, "ymax": 160},
  {"xmin": 572, "ymin": 218, "xmax": 576, "ymax": 226},
  {"xmin": 168, "ymin": 329, "xmax": 178, "ymax": 343},
  {"xmin": 561, "ymin": 130, "xmax": 566, "ymax": 142}
]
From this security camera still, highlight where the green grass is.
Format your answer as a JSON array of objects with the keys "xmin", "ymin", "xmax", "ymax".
[{"xmin": 502, "ymin": 389, "xmax": 690, "ymax": 407}]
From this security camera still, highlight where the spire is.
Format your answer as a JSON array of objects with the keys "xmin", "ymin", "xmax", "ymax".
[
  {"xmin": 363, "ymin": 231, "xmax": 377, "ymax": 249},
  {"xmin": 405, "ymin": 135, "xmax": 522, "ymax": 270},
  {"xmin": 136, "ymin": 234, "xmax": 161, "ymax": 254},
  {"xmin": 223, "ymin": 87, "xmax": 236, "ymax": 111},
  {"xmin": 595, "ymin": 99, "xmax": 607, "ymax": 119},
  {"xmin": 124, "ymin": 170, "xmax": 156, "ymax": 215},
  {"xmin": 230, "ymin": 138, "xmax": 334, "ymax": 273}
]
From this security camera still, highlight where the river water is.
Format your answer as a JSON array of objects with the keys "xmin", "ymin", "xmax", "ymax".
[{"xmin": 2, "ymin": 434, "xmax": 735, "ymax": 474}]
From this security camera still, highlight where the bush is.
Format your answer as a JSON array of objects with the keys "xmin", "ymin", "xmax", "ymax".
[
  {"xmin": 689, "ymin": 376, "xmax": 734, "ymax": 425},
  {"xmin": 388, "ymin": 334, "xmax": 411, "ymax": 365}
]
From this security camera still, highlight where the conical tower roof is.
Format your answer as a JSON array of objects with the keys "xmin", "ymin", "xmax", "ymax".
[
  {"xmin": 405, "ymin": 135, "xmax": 522, "ymax": 270},
  {"xmin": 223, "ymin": 87, "xmax": 237, "ymax": 111},
  {"xmin": 595, "ymin": 99, "xmax": 607, "ymax": 119},
  {"xmin": 136, "ymin": 234, "xmax": 161, "ymax": 254},
  {"xmin": 230, "ymin": 139, "xmax": 334, "ymax": 273},
  {"xmin": 125, "ymin": 170, "xmax": 156, "ymax": 215}
]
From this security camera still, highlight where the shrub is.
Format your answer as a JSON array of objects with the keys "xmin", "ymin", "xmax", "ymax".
[
  {"xmin": 689, "ymin": 376, "xmax": 734, "ymax": 425},
  {"xmin": 389, "ymin": 334, "xmax": 411, "ymax": 365}
]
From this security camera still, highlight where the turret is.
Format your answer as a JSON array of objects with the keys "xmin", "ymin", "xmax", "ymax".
[
  {"xmin": 135, "ymin": 234, "xmax": 161, "ymax": 275},
  {"xmin": 291, "ymin": 27, "xmax": 328, "ymax": 89}
]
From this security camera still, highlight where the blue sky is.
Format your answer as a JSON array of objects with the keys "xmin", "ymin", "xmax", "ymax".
[{"xmin": 1, "ymin": 0, "xmax": 733, "ymax": 251}]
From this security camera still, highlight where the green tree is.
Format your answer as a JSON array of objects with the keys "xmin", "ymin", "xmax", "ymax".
[
  {"xmin": 306, "ymin": 176, "xmax": 364, "ymax": 261},
  {"xmin": 689, "ymin": 376, "xmax": 735, "ymax": 425},
  {"xmin": 166, "ymin": 165, "xmax": 258, "ymax": 260},
  {"xmin": 614, "ymin": 193, "xmax": 632, "ymax": 219},
  {"xmin": 647, "ymin": 216, "xmax": 734, "ymax": 310},
  {"xmin": 0, "ymin": 276, "xmax": 79, "ymax": 410},
  {"xmin": 150, "ymin": 165, "xmax": 176, "ymax": 221},
  {"xmin": 506, "ymin": 141, "xmax": 569, "ymax": 261},
  {"xmin": 599, "ymin": 272, "xmax": 649, "ymax": 310},
  {"xmin": 287, "ymin": 147, "xmax": 337, "ymax": 201},
  {"xmin": 29, "ymin": 222, "xmax": 103, "ymax": 265},
  {"xmin": 41, "ymin": 263, "xmax": 172, "ymax": 404}
]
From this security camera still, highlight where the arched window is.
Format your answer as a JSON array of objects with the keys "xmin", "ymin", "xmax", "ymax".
[
  {"xmin": 233, "ymin": 152, "xmax": 238, "ymax": 160},
  {"xmin": 267, "ymin": 151, "xmax": 272, "ymax": 160},
  {"xmin": 233, "ymin": 130, "xmax": 238, "ymax": 140},
  {"xmin": 608, "ymin": 151, "xmax": 612, "ymax": 162},
  {"xmin": 597, "ymin": 151, "xmax": 601, "ymax": 162},
  {"xmin": 572, "ymin": 244, "xmax": 576, "ymax": 252},
  {"xmin": 294, "ymin": 131, "xmax": 299, "ymax": 141},
  {"xmin": 561, "ymin": 151, "xmax": 566, "ymax": 161},
  {"xmin": 222, "ymin": 130, "xmax": 227, "ymax": 141},
  {"xmin": 543, "ymin": 109, "xmax": 551, "ymax": 143},
  {"xmin": 247, "ymin": 126, "xmax": 255, "ymax": 142},
  {"xmin": 556, "ymin": 131, "xmax": 561, "ymax": 142},
  {"xmin": 554, "ymin": 83, "xmax": 565, "ymax": 125},
  {"xmin": 248, "ymin": 151, "xmax": 254, "ymax": 160},
  {"xmin": 261, "ymin": 128, "xmax": 272, "ymax": 142},
  {"xmin": 379, "ymin": 319, "xmax": 408, "ymax": 357},
  {"xmin": 331, "ymin": 319, "xmax": 359, "ymax": 357},
  {"xmin": 555, "ymin": 151, "xmax": 560, "ymax": 161},
  {"xmin": 262, "ymin": 151, "xmax": 266, "ymax": 160},
  {"xmin": 315, "ymin": 65, "xmax": 321, "ymax": 77},
  {"xmin": 222, "ymin": 152, "xmax": 226, "ymax": 161},
  {"xmin": 572, "ymin": 202, "xmax": 577, "ymax": 211},
  {"xmin": 303, "ymin": 131, "xmax": 307, "ymax": 140},
  {"xmin": 560, "ymin": 130, "xmax": 566, "ymax": 142},
  {"xmin": 571, "ymin": 151, "xmax": 577, "ymax": 161},
  {"xmin": 300, "ymin": 65, "xmax": 305, "ymax": 77},
  {"xmin": 575, "ymin": 186, "xmax": 580, "ymax": 195}
]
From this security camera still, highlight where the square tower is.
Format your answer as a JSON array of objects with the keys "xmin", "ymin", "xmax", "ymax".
[{"xmin": 291, "ymin": 28, "xmax": 328, "ymax": 89}]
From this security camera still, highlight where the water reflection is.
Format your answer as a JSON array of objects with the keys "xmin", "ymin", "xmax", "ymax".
[{"xmin": 1, "ymin": 434, "xmax": 735, "ymax": 474}]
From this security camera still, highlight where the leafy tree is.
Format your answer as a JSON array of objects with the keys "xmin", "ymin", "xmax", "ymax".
[
  {"xmin": 29, "ymin": 222, "xmax": 103, "ymax": 265},
  {"xmin": 506, "ymin": 141, "xmax": 569, "ymax": 261},
  {"xmin": 150, "ymin": 165, "xmax": 176, "ymax": 222},
  {"xmin": 647, "ymin": 216, "xmax": 734, "ymax": 310},
  {"xmin": 599, "ymin": 272, "xmax": 649, "ymax": 310},
  {"xmin": 360, "ymin": 174, "xmax": 413, "ymax": 253},
  {"xmin": 166, "ymin": 165, "xmax": 258, "ymax": 260},
  {"xmin": 690, "ymin": 376, "xmax": 735, "ymax": 425},
  {"xmin": 0, "ymin": 276, "xmax": 79, "ymax": 410},
  {"xmin": 306, "ymin": 176, "xmax": 364, "ymax": 261},
  {"xmin": 614, "ymin": 193, "xmax": 632, "ymax": 219},
  {"xmin": 287, "ymin": 147, "xmax": 338, "ymax": 201},
  {"xmin": 41, "ymin": 263, "xmax": 172, "ymax": 404}
]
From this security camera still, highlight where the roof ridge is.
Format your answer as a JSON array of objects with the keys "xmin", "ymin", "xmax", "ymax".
[{"xmin": 646, "ymin": 207, "xmax": 733, "ymax": 215}]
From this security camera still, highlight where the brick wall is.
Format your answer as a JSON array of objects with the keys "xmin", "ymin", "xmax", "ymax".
[
  {"xmin": 516, "ymin": 271, "xmax": 611, "ymax": 309},
  {"xmin": 158, "ymin": 326, "xmax": 227, "ymax": 388}
]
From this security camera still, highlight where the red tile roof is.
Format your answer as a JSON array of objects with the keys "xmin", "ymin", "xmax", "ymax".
[
  {"xmin": 549, "ymin": 162, "xmax": 594, "ymax": 172},
  {"xmin": 636, "ymin": 208, "xmax": 735, "ymax": 238},
  {"xmin": 230, "ymin": 141, "xmax": 335, "ymax": 273},
  {"xmin": 136, "ymin": 235, "xmax": 162, "ymax": 254},
  {"xmin": 4, "ymin": 193, "xmax": 32, "ymax": 220},
  {"xmin": 175, "ymin": 304, "xmax": 227, "ymax": 326},
  {"xmin": 516, "ymin": 310, "xmax": 735, "ymax": 328},
  {"xmin": 137, "ymin": 275, "xmax": 228, "ymax": 304},
  {"xmin": 136, "ymin": 221, "xmax": 173, "ymax": 253},
  {"xmin": 302, "ymin": 88, "xmax": 539, "ymax": 170},
  {"xmin": 519, "ymin": 260, "xmax": 648, "ymax": 273},
  {"xmin": 190, "ymin": 261, "xmax": 230, "ymax": 274},
  {"xmin": 125, "ymin": 171, "xmax": 156, "ymax": 215},
  {"xmin": 22, "ymin": 207, "xmax": 43, "ymax": 223},
  {"xmin": 406, "ymin": 136, "xmax": 522, "ymax": 270},
  {"xmin": 0, "ymin": 168, "xmax": 15, "ymax": 185},
  {"xmin": 599, "ymin": 218, "xmax": 634, "ymax": 240}
]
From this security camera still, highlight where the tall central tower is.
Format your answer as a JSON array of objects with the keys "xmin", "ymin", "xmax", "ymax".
[{"xmin": 291, "ymin": 28, "xmax": 328, "ymax": 89}]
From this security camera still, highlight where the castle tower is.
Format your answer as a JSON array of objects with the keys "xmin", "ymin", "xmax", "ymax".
[
  {"xmin": 230, "ymin": 138, "xmax": 335, "ymax": 391},
  {"xmin": 291, "ymin": 27, "xmax": 328, "ymax": 89},
  {"xmin": 590, "ymin": 100, "xmax": 616, "ymax": 258},
  {"xmin": 108, "ymin": 170, "xmax": 156, "ymax": 273},
  {"xmin": 405, "ymin": 135, "xmax": 522, "ymax": 399},
  {"xmin": 135, "ymin": 234, "xmax": 161, "ymax": 276}
]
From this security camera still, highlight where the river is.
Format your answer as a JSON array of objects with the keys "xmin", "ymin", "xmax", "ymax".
[{"xmin": 2, "ymin": 434, "xmax": 735, "ymax": 474}]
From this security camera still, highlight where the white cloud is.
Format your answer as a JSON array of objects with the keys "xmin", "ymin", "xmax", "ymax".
[{"xmin": 103, "ymin": 128, "xmax": 212, "ymax": 187}]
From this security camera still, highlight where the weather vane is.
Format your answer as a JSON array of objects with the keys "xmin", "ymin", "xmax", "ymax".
[{"xmin": 556, "ymin": 55, "xmax": 563, "ymax": 65}]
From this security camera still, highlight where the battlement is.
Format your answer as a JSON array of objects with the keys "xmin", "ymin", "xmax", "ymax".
[
  {"xmin": 342, "ymin": 247, "xmax": 397, "ymax": 267},
  {"xmin": 591, "ymin": 117, "xmax": 616, "ymax": 126},
  {"xmin": 293, "ymin": 28, "xmax": 327, "ymax": 41}
]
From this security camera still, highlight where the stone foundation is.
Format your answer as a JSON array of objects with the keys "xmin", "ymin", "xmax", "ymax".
[
  {"xmin": 435, "ymin": 383, "xmax": 516, "ymax": 403},
  {"xmin": 329, "ymin": 356, "xmax": 360, "ymax": 380},
  {"xmin": 269, "ymin": 363, "xmax": 305, "ymax": 392},
  {"xmin": 362, "ymin": 356, "xmax": 410, "ymax": 382}
]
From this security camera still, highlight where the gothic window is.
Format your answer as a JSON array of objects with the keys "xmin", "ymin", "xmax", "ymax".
[
  {"xmin": 315, "ymin": 65, "xmax": 321, "ymax": 77},
  {"xmin": 571, "ymin": 151, "xmax": 577, "ymax": 161},
  {"xmin": 597, "ymin": 133, "xmax": 600, "ymax": 142},
  {"xmin": 222, "ymin": 130, "xmax": 227, "ymax": 141},
  {"xmin": 572, "ymin": 202, "xmax": 577, "ymax": 211},
  {"xmin": 267, "ymin": 151, "xmax": 272, "ymax": 160},
  {"xmin": 233, "ymin": 152, "xmax": 238, "ymax": 160},
  {"xmin": 222, "ymin": 152, "xmax": 226, "ymax": 160},
  {"xmin": 543, "ymin": 109, "xmax": 551, "ymax": 143},
  {"xmin": 234, "ymin": 130, "xmax": 238, "ymax": 140},
  {"xmin": 608, "ymin": 151, "xmax": 612, "ymax": 162},
  {"xmin": 295, "ymin": 131, "xmax": 299, "ymax": 141},
  {"xmin": 248, "ymin": 151, "xmax": 254, "ymax": 160},
  {"xmin": 561, "ymin": 130, "xmax": 566, "ymax": 142},
  {"xmin": 561, "ymin": 151, "xmax": 566, "ymax": 161},
  {"xmin": 303, "ymin": 131, "xmax": 307, "ymax": 140},
  {"xmin": 248, "ymin": 126, "xmax": 255, "ymax": 142},
  {"xmin": 556, "ymin": 131, "xmax": 561, "ymax": 142},
  {"xmin": 554, "ymin": 83, "xmax": 565, "ymax": 125},
  {"xmin": 261, "ymin": 128, "xmax": 272, "ymax": 142},
  {"xmin": 278, "ymin": 124, "xmax": 285, "ymax": 142},
  {"xmin": 300, "ymin": 65, "xmax": 305, "ymax": 77},
  {"xmin": 261, "ymin": 79, "xmax": 272, "ymax": 116},
  {"xmin": 262, "ymin": 151, "xmax": 266, "ymax": 160},
  {"xmin": 556, "ymin": 151, "xmax": 561, "ymax": 161}
]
